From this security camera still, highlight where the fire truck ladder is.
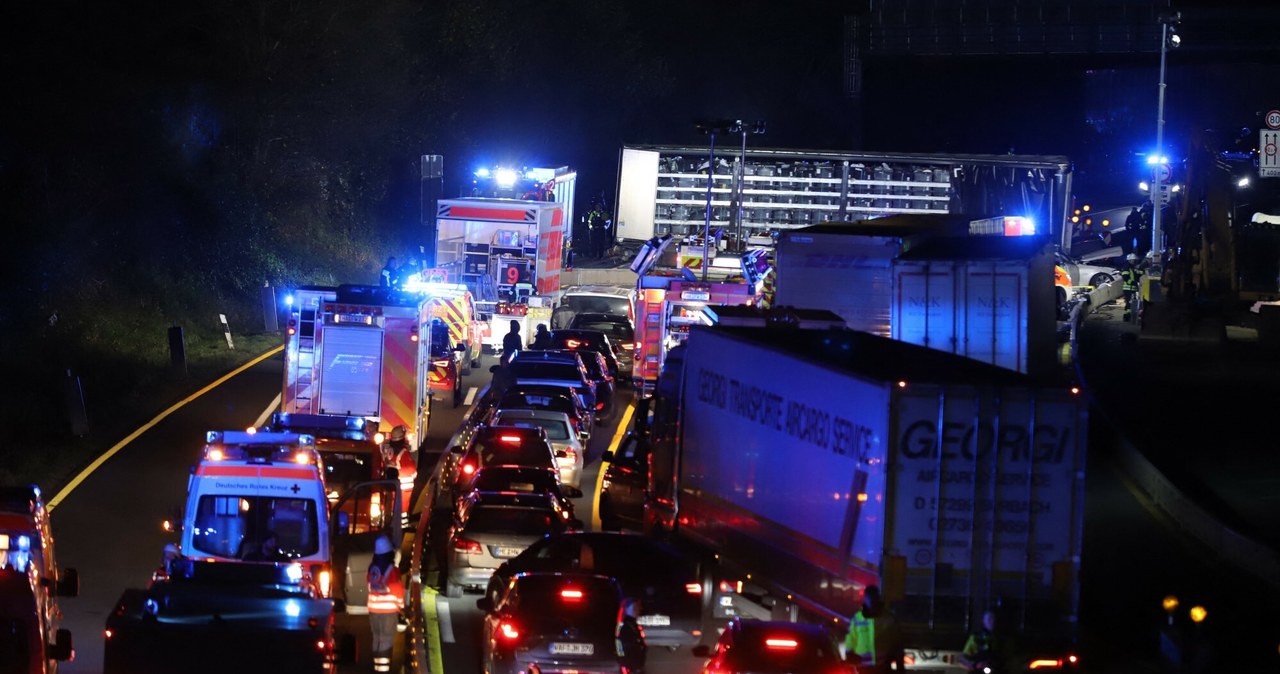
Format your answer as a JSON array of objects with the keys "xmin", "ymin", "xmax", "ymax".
[{"xmin": 291, "ymin": 307, "xmax": 321, "ymax": 413}]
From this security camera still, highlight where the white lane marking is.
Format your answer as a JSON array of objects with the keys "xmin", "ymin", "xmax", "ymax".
[
  {"xmin": 253, "ymin": 393, "xmax": 283, "ymax": 429},
  {"xmin": 437, "ymin": 595, "xmax": 456, "ymax": 643},
  {"xmin": 464, "ymin": 387, "xmax": 478, "ymax": 406}
]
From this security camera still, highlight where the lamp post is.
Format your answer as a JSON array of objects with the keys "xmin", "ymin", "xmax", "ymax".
[
  {"xmin": 729, "ymin": 120, "xmax": 766, "ymax": 251},
  {"xmin": 1151, "ymin": 11, "xmax": 1181, "ymax": 272},
  {"xmin": 696, "ymin": 120, "xmax": 737, "ymax": 281}
]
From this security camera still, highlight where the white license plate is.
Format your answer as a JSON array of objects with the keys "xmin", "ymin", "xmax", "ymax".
[
  {"xmin": 550, "ymin": 642, "xmax": 594, "ymax": 655},
  {"xmin": 493, "ymin": 546, "xmax": 523, "ymax": 558},
  {"xmin": 637, "ymin": 614, "xmax": 670, "ymax": 626}
]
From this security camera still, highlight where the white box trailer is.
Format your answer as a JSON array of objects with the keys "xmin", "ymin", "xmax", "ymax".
[
  {"xmin": 434, "ymin": 198, "xmax": 567, "ymax": 301},
  {"xmin": 654, "ymin": 324, "xmax": 1086, "ymax": 665},
  {"xmin": 891, "ymin": 236, "xmax": 1057, "ymax": 376}
]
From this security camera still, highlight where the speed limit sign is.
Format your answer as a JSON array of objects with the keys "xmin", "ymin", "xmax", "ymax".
[{"xmin": 1267, "ymin": 110, "xmax": 1280, "ymax": 130}]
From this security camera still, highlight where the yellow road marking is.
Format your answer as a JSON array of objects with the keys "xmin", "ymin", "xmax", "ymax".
[
  {"xmin": 592, "ymin": 403, "xmax": 635, "ymax": 531},
  {"xmin": 48, "ymin": 345, "xmax": 285, "ymax": 511},
  {"xmin": 423, "ymin": 586, "xmax": 444, "ymax": 674}
]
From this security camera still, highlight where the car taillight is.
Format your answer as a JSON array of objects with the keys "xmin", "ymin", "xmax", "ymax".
[
  {"xmin": 685, "ymin": 582, "xmax": 702, "ymax": 595},
  {"xmin": 454, "ymin": 537, "xmax": 483, "ymax": 554},
  {"xmin": 499, "ymin": 435, "xmax": 521, "ymax": 443},
  {"xmin": 498, "ymin": 621, "xmax": 520, "ymax": 640},
  {"xmin": 1029, "ymin": 659, "xmax": 1064, "ymax": 669},
  {"xmin": 595, "ymin": 402, "xmax": 604, "ymax": 410},
  {"xmin": 560, "ymin": 589, "xmax": 583, "ymax": 602},
  {"xmin": 764, "ymin": 637, "xmax": 798, "ymax": 650},
  {"xmin": 566, "ymin": 339, "xmax": 582, "ymax": 348},
  {"xmin": 903, "ymin": 654, "xmax": 916, "ymax": 665}
]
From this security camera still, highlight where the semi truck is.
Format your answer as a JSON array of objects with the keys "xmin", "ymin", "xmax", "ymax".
[{"xmin": 644, "ymin": 324, "xmax": 1087, "ymax": 671}]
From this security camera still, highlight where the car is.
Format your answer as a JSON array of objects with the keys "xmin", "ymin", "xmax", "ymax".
[
  {"xmin": 567, "ymin": 312, "xmax": 636, "ymax": 377},
  {"xmin": 599, "ymin": 431, "xmax": 650, "ymax": 531},
  {"xmin": 692, "ymin": 618, "xmax": 852, "ymax": 674},
  {"xmin": 552, "ymin": 286, "xmax": 636, "ymax": 330},
  {"xmin": 487, "ymin": 532, "xmax": 707, "ymax": 649},
  {"xmin": 575, "ymin": 349, "xmax": 616, "ymax": 421},
  {"xmin": 477, "ymin": 573, "xmax": 642, "ymax": 674},
  {"xmin": 458, "ymin": 466, "xmax": 583, "ymax": 519},
  {"xmin": 506, "ymin": 350, "xmax": 598, "ymax": 416},
  {"xmin": 427, "ymin": 401, "xmax": 491, "ymax": 512},
  {"xmin": 1054, "ymin": 248, "xmax": 1122, "ymax": 289},
  {"xmin": 490, "ymin": 409, "xmax": 588, "ymax": 488},
  {"xmin": 494, "ymin": 384, "xmax": 594, "ymax": 439},
  {"xmin": 440, "ymin": 425, "xmax": 560, "ymax": 510},
  {"xmin": 546, "ymin": 328, "xmax": 621, "ymax": 381},
  {"xmin": 443, "ymin": 491, "xmax": 580, "ymax": 598}
]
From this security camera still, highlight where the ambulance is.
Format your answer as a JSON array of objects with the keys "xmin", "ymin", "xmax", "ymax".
[
  {"xmin": 282, "ymin": 284, "xmax": 434, "ymax": 447},
  {"xmin": 178, "ymin": 430, "xmax": 402, "ymax": 611}
]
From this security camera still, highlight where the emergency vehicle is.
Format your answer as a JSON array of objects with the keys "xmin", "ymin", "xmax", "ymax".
[
  {"xmin": 401, "ymin": 280, "xmax": 485, "ymax": 404},
  {"xmin": 178, "ymin": 430, "xmax": 403, "ymax": 612},
  {"xmin": 282, "ymin": 283, "xmax": 436, "ymax": 442},
  {"xmin": 0, "ymin": 486, "xmax": 76, "ymax": 674},
  {"xmin": 629, "ymin": 237, "xmax": 766, "ymax": 394}
]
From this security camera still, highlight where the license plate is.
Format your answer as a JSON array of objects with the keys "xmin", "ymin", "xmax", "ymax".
[
  {"xmin": 493, "ymin": 546, "xmax": 523, "ymax": 558},
  {"xmin": 637, "ymin": 614, "xmax": 670, "ymax": 626},
  {"xmin": 550, "ymin": 642, "xmax": 594, "ymax": 655}
]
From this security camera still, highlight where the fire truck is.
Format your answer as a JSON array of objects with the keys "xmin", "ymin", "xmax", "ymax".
[
  {"xmin": 630, "ymin": 236, "xmax": 766, "ymax": 394},
  {"xmin": 0, "ymin": 486, "xmax": 76, "ymax": 674},
  {"xmin": 283, "ymin": 284, "xmax": 441, "ymax": 443},
  {"xmin": 400, "ymin": 280, "xmax": 485, "ymax": 402}
]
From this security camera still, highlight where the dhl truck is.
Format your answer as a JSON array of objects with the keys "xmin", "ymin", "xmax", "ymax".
[
  {"xmin": 0, "ymin": 486, "xmax": 76, "ymax": 674},
  {"xmin": 283, "ymin": 283, "xmax": 439, "ymax": 441},
  {"xmin": 645, "ymin": 324, "xmax": 1087, "ymax": 671}
]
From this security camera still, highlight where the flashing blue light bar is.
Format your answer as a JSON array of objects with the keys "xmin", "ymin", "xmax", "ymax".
[
  {"xmin": 205, "ymin": 430, "xmax": 315, "ymax": 447},
  {"xmin": 1145, "ymin": 154, "xmax": 1170, "ymax": 165},
  {"xmin": 524, "ymin": 167, "xmax": 556, "ymax": 182},
  {"xmin": 284, "ymin": 294, "xmax": 294, "ymax": 307},
  {"xmin": 495, "ymin": 168, "xmax": 518, "ymax": 189}
]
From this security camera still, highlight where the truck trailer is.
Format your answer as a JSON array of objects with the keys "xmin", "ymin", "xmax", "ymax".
[{"xmin": 646, "ymin": 324, "xmax": 1087, "ymax": 671}]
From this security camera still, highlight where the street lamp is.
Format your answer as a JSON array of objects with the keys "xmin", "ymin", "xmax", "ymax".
[
  {"xmin": 1151, "ymin": 11, "xmax": 1181, "ymax": 271},
  {"xmin": 696, "ymin": 120, "xmax": 738, "ymax": 281},
  {"xmin": 729, "ymin": 120, "xmax": 766, "ymax": 251}
]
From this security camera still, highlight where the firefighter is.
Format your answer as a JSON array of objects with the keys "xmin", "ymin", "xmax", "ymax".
[
  {"xmin": 843, "ymin": 585, "xmax": 903, "ymax": 674},
  {"xmin": 380, "ymin": 256, "xmax": 399, "ymax": 288},
  {"xmin": 383, "ymin": 425, "xmax": 416, "ymax": 524},
  {"xmin": 367, "ymin": 535, "xmax": 404, "ymax": 673},
  {"xmin": 1121, "ymin": 253, "xmax": 1144, "ymax": 322},
  {"xmin": 586, "ymin": 202, "xmax": 608, "ymax": 258}
]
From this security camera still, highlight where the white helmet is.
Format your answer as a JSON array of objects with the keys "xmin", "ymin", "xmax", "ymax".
[{"xmin": 1126, "ymin": 254, "xmax": 1138, "ymax": 263}]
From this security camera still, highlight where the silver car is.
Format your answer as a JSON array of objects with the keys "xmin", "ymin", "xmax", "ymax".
[
  {"xmin": 490, "ymin": 408, "xmax": 587, "ymax": 489},
  {"xmin": 443, "ymin": 491, "xmax": 580, "ymax": 598}
]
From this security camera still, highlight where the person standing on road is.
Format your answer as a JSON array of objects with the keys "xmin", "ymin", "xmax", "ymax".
[
  {"xmin": 960, "ymin": 610, "xmax": 1009, "ymax": 673},
  {"xmin": 529, "ymin": 323, "xmax": 551, "ymax": 350},
  {"xmin": 587, "ymin": 202, "xmax": 608, "ymax": 258},
  {"xmin": 501, "ymin": 320, "xmax": 522, "ymax": 366},
  {"xmin": 843, "ymin": 585, "xmax": 904, "ymax": 674},
  {"xmin": 367, "ymin": 535, "xmax": 404, "ymax": 674},
  {"xmin": 1121, "ymin": 253, "xmax": 1144, "ymax": 323},
  {"xmin": 382, "ymin": 425, "xmax": 416, "ymax": 524}
]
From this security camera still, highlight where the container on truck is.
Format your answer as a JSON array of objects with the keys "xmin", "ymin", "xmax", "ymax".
[{"xmin": 645, "ymin": 324, "xmax": 1087, "ymax": 670}]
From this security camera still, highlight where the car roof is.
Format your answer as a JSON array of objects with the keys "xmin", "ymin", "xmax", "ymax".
[
  {"xmin": 463, "ymin": 490, "xmax": 559, "ymax": 509},
  {"xmin": 502, "ymin": 384, "xmax": 581, "ymax": 396},
  {"xmin": 492, "ymin": 408, "xmax": 574, "ymax": 423}
]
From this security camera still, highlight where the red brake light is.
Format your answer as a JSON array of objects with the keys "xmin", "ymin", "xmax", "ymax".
[
  {"xmin": 499, "ymin": 435, "xmax": 521, "ymax": 443},
  {"xmin": 685, "ymin": 582, "xmax": 702, "ymax": 595},
  {"xmin": 461, "ymin": 462, "xmax": 476, "ymax": 476},
  {"xmin": 560, "ymin": 589, "xmax": 584, "ymax": 601},
  {"xmin": 566, "ymin": 339, "xmax": 581, "ymax": 349},
  {"xmin": 1029, "ymin": 659, "xmax": 1064, "ymax": 669},
  {"xmin": 765, "ymin": 637, "xmax": 798, "ymax": 650},
  {"xmin": 453, "ymin": 537, "xmax": 482, "ymax": 554},
  {"xmin": 903, "ymin": 654, "xmax": 916, "ymax": 665},
  {"xmin": 498, "ymin": 621, "xmax": 520, "ymax": 640},
  {"xmin": 595, "ymin": 402, "xmax": 605, "ymax": 410}
]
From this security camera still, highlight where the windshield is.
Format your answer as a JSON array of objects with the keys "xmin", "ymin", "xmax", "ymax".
[
  {"xmin": 471, "ymin": 436, "xmax": 555, "ymax": 468},
  {"xmin": 190, "ymin": 495, "xmax": 321, "ymax": 559},
  {"xmin": 321, "ymin": 450, "xmax": 375, "ymax": 493},
  {"xmin": 469, "ymin": 470, "xmax": 558, "ymax": 494},
  {"xmin": 494, "ymin": 415, "xmax": 571, "ymax": 441},
  {"xmin": 575, "ymin": 321, "xmax": 633, "ymax": 342},
  {"xmin": 509, "ymin": 362, "xmax": 583, "ymax": 383},
  {"xmin": 563, "ymin": 295, "xmax": 631, "ymax": 317},
  {"xmin": 464, "ymin": 505, "xmax": 566, "ymax": 534}
]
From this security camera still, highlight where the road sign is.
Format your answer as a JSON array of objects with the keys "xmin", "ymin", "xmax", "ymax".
[
  {"xmin": 1267, "ymin": 110, "xmax": 1280, "ymax": 130},
  {"xmin": 1156, "ymin": 163, "xmax": 1172, "ymax": 183},
  {"xmin": 1262, "ymin": 129, "xmax": 1280, "ymax": 178},
  {"xmin": 1157, "ymin": 183, "xmax": 1172, "ymax": 205}
]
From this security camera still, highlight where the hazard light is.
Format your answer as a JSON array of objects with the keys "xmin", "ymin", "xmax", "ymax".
[
  {"xmin": 316, "ymin": 566, "xmax": 332, "ymax": 597},
  {"xmin": 293, "ymin": 451, "xmax": 312, "ymax": 465}
]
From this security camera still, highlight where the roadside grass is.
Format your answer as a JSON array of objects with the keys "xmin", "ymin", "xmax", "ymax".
[{"xmin": 0, "ymin": 328, "xmax": 282, "ymax": 494}]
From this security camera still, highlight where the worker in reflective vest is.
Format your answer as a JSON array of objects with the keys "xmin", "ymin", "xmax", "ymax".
[
  {"xmin": 383, "ymin": 425, "xmax": 417, "ymax": 524},
  {"xmin": 367, "ymin": 536, "xmax": 404, "ymax": 673},
  {"xmin": 844, "ymin": 585, "xmax": 903, "ymax": 674}
]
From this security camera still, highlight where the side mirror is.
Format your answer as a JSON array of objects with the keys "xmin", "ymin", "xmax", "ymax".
[
  {"xmin": 601, "ymin": 450, "xmax": 615, "ymax": 462},
  {"xmin": 476, "ymin": 597, "xmax": 494, "ymax": 612},
  {"xmin": 50, "ymin": 628, "xmax": 73, "ymax": 661},
  {"xmin": 692, "ymin": 644, "xmax": 711, "ymax": 658},
  {"xmin": 57, "ymin": 568, "xmax": 79, "ymax": 598},
  {"xmin": 449, "ymin": 444, "xmax": 465, "ymax": 455},
  {"xmin": 561, "ymin": 486, "xmax": 584, "ymax": 499}
]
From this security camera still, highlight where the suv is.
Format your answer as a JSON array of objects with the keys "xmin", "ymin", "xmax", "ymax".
[
  {"xmin": 552, "ymin": 286, "xmax": 635, "ymax": 329},
  {"xmin": 546, "ymin": 328, "xmax": 621, "ymax": 381},
  {"xmin": 477, "ymin": 573, "xmax": 641, "ymax": 674},
  {"xmin": 567, "ymin": 313, "xmax": 635, "ymax": 377},
  {"xmin": 490, "ymin": 409, "xmax": 587, "ymax": 488},
  {"xmin": 443, "ymin": 426, "xmax": 560, "ymax": 508},
  {"xmin": 506, "ymin": 350, "xmax": 597, "ymax": 415}
]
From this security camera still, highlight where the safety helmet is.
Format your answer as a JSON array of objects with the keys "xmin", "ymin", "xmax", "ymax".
[
  {"xmin": 374, "ymin": 536, "xmax": 394, "ymax": 555},
  {"xmin": 1126, "ymin": 253, "xmax": 1138, "ymax": 263},
  {"xmin": 390, "ymin": 425, "xmax": 408, "ymax": 441}
]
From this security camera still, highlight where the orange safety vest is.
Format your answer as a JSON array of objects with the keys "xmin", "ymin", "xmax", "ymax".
[{"xmin": 367, "ymin": 563, "xmax": 405, "ymax": 614}]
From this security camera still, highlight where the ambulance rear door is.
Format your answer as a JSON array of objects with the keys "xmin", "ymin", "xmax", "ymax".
[{"xmin": 330, "ymin": 480, "xmax": 402, "ymax": 611}]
